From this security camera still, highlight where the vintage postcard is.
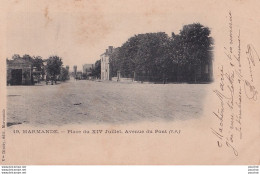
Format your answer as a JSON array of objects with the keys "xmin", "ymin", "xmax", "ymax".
[{"xmin": 0, "ymin": 0, "xmax": 259, "ymax": 165}]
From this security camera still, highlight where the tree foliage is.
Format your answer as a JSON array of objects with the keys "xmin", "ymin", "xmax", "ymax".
[
  {"xmin": 45, "ymin": 56, "xmax": 63, "ymax": 84},
  {"xmin": 59, "ymin": 67, "xmax": 69, "ymax": 81},
  {"xmin": 46, "ymin": 56, "xmax": 63, "ymax": 76},
  {"xmin": 110, "ymin": 23, "xmax": 213, "ymax": 83},
  {"xmin": 32, "ymin": 56, "xmax": 44, "ymax": 71},
  {"xmin": 91, "ymin": 60, "xmax": 101, "ymax": 79}
]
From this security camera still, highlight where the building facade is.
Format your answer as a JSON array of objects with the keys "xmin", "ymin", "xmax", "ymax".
[
  {"xmin": 7, "ymin": 58, "xmax": 33, "ymax": 85},
  {"xmin": 101, "ymin": 46, "xmax": 113, "ymax": 80}
]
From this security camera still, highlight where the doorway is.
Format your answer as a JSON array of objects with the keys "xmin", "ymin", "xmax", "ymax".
[{"xmin": 11, "ymin": 69, "xmax": 22, "ymax": 85}]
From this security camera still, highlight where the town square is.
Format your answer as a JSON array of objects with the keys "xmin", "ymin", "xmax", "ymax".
[
  {"xmin": 7, "ymin": 79, "xmax": 208, "ymax": 126},
  {"xmin": 6, "ymin": 23, "xmax": 213, "ymax": 127}
]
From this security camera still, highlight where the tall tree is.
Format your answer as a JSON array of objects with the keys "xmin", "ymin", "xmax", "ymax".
[
  {"xmin": 46, "ymin": 56, "xmax": 63, "ymax": 85},
  {"xmin": 178, "ymin": 23, "xmax": 213, "ymax": 82},
  {"xmin": 32, "ymin": 56, "xmax": 44, "ymax": 71},
  {"xmin": 32, "ymin": 56, "xmax": 45, "ymax": 80},
  {"xmin": 59, "ymin": 67, "xmax": 69, "ymax": 81},
  {"xmin": 91, "ymin": 60, "xmax": 101, "ymax": 79},
  {"xmin": 110, "ymin": 32, "xmax": 172, "ymax": 81}
]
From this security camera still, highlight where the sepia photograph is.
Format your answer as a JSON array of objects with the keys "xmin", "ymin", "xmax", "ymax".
[{"xmin": 6, "ymin": 23, "xmax": 214, "ymax": 127}]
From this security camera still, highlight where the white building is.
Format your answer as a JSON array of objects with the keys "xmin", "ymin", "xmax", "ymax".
[{"xmin": 101, "ymin": 46, "xmax": 113, "ymax": 80}]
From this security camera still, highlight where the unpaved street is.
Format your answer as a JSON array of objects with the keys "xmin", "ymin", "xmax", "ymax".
[{"xmin": 7, "ymin": 80, "xmax": 208, "ymax": 126}]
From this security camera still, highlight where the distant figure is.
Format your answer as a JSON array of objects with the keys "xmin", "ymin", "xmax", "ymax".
[{"xmin": 46, "ymin": 75, "xmax": 49, "ymax": 85}]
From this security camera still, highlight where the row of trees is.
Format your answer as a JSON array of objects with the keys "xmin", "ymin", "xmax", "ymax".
[
  {"xmin": 109, "ymin": 23, "xmax": 213, "ymax": 83},
  {"xmin": 90, "ymin": 60, "xmax": 101, "ymax": 79},
  {"xmin": 10, "ymin": 54, "xmax": 68, "ymax": 85}
]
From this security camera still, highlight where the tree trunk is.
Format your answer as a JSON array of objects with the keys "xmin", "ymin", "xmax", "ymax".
[{"xmin": 176, "ymin": 63, "xmax": 179, "ymax": 82}]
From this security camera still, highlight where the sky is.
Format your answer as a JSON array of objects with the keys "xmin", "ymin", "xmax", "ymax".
[{"xmin": 4, "ymin": 0, "xmax": 215, "ymax": 72}]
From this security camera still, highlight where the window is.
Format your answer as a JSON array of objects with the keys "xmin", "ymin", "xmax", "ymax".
[{"xmin": 205, "ymin": 64, "xmax": 209, "ymax": 73}]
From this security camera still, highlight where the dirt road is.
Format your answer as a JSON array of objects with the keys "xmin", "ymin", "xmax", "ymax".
[{"xmin": 7, "ymin": 80, "xmax": 209, "ymax": 126}]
